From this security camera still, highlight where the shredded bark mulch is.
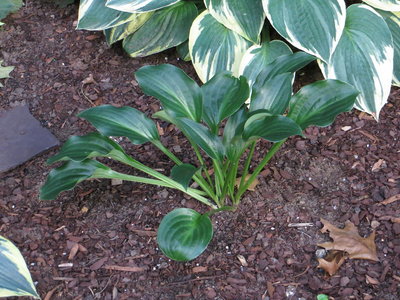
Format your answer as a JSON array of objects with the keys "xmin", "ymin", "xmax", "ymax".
[{"xmin": 0, "ymin": 1, "xmax": 399, "ymax": 299}]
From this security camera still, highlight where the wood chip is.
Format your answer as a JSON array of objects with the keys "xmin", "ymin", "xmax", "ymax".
[
  {"xmin": 192, "ymin": 266, "xmax": 208, "ymax": 273},
  {"xmin": 366, "ymin": 275, "xmax": 379, "ymax": 285},
  {"xmin": 380, "ymin": 194, "xmax": 400, "ymax": 205},
  {"xmin": 130, "ymin": 229, "xmax": 157, "ymax": 237},
  {"xmin": 58, "ymin": 263, "xmax": 73, "ymax": 268},
  {"xmin": 372, "ymin": 159, "xmax": 386, "ymax": 172},
  {"xmin": 103, "ymin": 265, "xmax": 146, "ymax": 272},
  {"xmin": 267, "ymin": 281, "xmax": 275, "ymax": 298},
  {"xmin": 288, "ymin": 223, "xmax": 314, "ymax": 227},
  {"xmin": 237, "ymin": 255, "xmax": 248, "ymax": 267},
  {"xmin": 44, "ymin": 285, "xmax": 61, "ymax": 300},
  {"xmin": 68, "ymin": 243, "xmax": 79, "ymax": 260},
  {"xmin": 341, "ymin": 126, "xmax": 352, "ymax": 131}
]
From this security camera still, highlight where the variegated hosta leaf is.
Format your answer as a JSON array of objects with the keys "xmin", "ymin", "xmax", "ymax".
[
  {"xmin": 0, "ymin": 236, "xmax": 40, "ymax": 298},
  {"xmin": 239, "ymin": 40, "xmax": 293, "ymax": 89},
  {"xmin": 104, "ymin": 12, "xmax": 153, "ymax": 45},
  {"xmin": 189, "ymin": 11, "xmax": 252, "ymax": 82},
  {"xmin": 77, "ymin": 0, "xmax": 138, "ymax": 30},
  {"xmin": 363, "ymin": 0, "xmax": 400, "ymax": 11},
  {"xmin": 0, "ymin": 60, "xmax": 14, "ymax": 88},
  {"xmin": 106, "ymin": 0, "xmax": 181, "ymax": 13},
  {"xmin": 123, "ymin": 2, "xmax": 197, "ymax": 57},
  {"xmin": 319, "ymin": 4, "xmax": 394, "ymax": 119},
  {"xmin": 204, "ymin": 0, "xmax": 265, "ymax": 43},
  {"xmin": 262, "ymin": 0, "xmax": 346, "ymax": 62},
  {"xmin": 378, "ymin": 10, "xmax": 400, "ymax": 86}
]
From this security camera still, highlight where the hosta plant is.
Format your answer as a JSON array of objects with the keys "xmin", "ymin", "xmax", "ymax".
[
  {"xmin": 75, "ymin": 0, "xmax": 400, "ymax": 119},
  {"xmin": 0, "ymin": 236, "xmax": 40, "ymax": 298},
  {"xmin": 41, "ymin": 52, "xmax": 359, "ymax": 261}
]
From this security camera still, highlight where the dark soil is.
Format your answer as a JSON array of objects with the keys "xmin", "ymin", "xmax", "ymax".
[{"xmin": 1, "ymin": 2, "xmax": 399, "ymax": 299}]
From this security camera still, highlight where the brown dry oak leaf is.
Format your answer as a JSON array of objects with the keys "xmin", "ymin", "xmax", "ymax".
[
  {"xmin": 318, "ymin": 218, "xmax": 378, "ymax": 261},
  {"xmin": 317, "ymin": 250, "xmax": 347, "ymax": 276}
]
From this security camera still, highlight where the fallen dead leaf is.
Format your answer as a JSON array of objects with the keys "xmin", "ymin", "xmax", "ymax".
[
  {"xmin": 235, "ymin": 175, "xmax": 259, "ymax": 191},
  {"xmin": 267, "ymin": 281, "xmax": 275, "ymax": 298},
  {"xmin": 318, "ymin": 218, "xmax": 378, "ymax": 261},
  {"xmin": 366, "ymin": 275, "xmax": 380, "ymax": 285},
  {"xmin": 380, "ymin": 194, "xmax": 400, "ymax": 205},
  {"xmin": 317, "ymin": 250, "xmax": 347, "ymax": 276}
]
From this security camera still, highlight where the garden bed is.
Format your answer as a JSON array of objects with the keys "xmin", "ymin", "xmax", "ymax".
[{"xmin": 0, "ymin": 1, "xmax": 399, "ymax": 299}]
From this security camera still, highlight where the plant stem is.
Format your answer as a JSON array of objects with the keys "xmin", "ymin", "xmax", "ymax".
[
  {"xmin": 204, "ymin": 205, "xmax": 236, "ymax": 218},
  {"xmin": 235, "ymin": 140, "xmax": 286, "ymax": 202},
  {"xmin": 152, "ymin": 140, "xmax": 217, "ymax": 201},
  {"xmin": 238, "ymin": 141, "xmax": 257, "ymax": 190},
  {"xmin": 93, "ymin": 168, "xmax": 216, "ymax": 208}
]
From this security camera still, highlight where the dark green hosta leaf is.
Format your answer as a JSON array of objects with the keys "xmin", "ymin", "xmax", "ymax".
[
  {"xmin": 78, "ymin": 105, "xmax": 159, "ymax": 144},
  {"xmin": 201, "ymin": 72, "xmax": 249, "ymax": 132},
  {"xmin": 104, "ymin": 12, "xmax": 153, "ymax": 45},
  {"xmin": 263, "ymin": 0, "xmax": 346, "ymax": 62},
  {"xmin": 40, "ymin": 160, "xmax": 110, "ymax": 200},
  {"xmin": 363, "ymin": 0, "xmax": 400, "ymax": 11},
  {"xmin": 106, "ymin": 0, "xmax": 181, "ymax": 13},
  {"xmin": 0, "ymin": 0, "xmax": 22, "ymax": 19},
  {"xmin": 205, "ymin": 0, "xmax": 265, "ymax": 43},
  {"xmin": 378, "ymin": 10, "xmax": 400, "ymax": 86},
  {"xmin": 170, "ymin": 164, "xmax": 198, "ymax": 190},
  {"xmin": 176, "ymin": 118, "xmax": 225, "ymax": 161},
  {"xmin": 0, "ymin": 236, "xmax": 40, "ymax": 298},
  {"xmin": 47, "ymin": 133, "xmax": 125, "ymax": 164},
  {"xmin": 287, "ymin": 80, "xmax": 359, "ymax": 130},
  {"xmin": 249, "ymin": 72, "xmax": 293, "ymax": 115},
  {"xmin": 319, "ymin": 4, "xmax": 394, "ymax": 119},
  {"xmin": 243, "ymin": 113, "xmax": 302, "ymax": 142},
  {"xmin": 77, "ymin": 0, "xmax": 137, "ymax": 30},
  {"xmin": 223, "ymin": 108, "xmax": 248, "ymax": 160},
  {"xmin": 239, "ymin": 40, "xmax": 293, "ymax": 89},
  {"xmin": 176, "ymin": 41, "xmax": 191, "ymax": 61},
  {"xmin": 252, "ymin": 52, "xmax": 316, "ymax": 94},
  {"xmin": 136, "ymin": 64, "xmax": 202, "ymax": 122},
  {"xmin": 123, "ymin": 2, "xmax": 197, "ymax": 57},
  {"xmin": 157, "ymin": 208, "xmax": 213, "ymax": 261},
  {"xmin": 189, "ymin": 11, "xmax": 252, "ymax": 82}
]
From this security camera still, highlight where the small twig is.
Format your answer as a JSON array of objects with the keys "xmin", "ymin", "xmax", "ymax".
[
  {"xmin": 293, "ymin": 266, "xmax": 310, "ymax": 278},
  {"xmin": 288, "ymin": 223, "xmax": 314, "ymax": 227},
  {"xmin": 169, "ymin": 275, "xmax": 224, "ymax": 285}
]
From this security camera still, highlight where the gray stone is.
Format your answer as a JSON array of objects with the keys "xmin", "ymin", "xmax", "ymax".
[{"xmin": 0, "ymin": 105, "xmax": 59, "ymax": 172}]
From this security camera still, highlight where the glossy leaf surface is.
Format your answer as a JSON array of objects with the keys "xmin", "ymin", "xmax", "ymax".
[
  {"xmin": 243, "ymin": 114, "xmax": 302, "ymax": 142},
  {"xmin": 189, "ymin": 11, "xmax": 252, "ymax": 82},
  {"xmin": 47, "ymin": 133, "xmax": 125, "ymax": 164},
  {"xmin": 319, "ymin": 4, "xmax": 394, "ymax": 118},
  {"xmin": 77, "ymin": 0, "xmax": 137, "ymax": 30},
  {"xmin": 123, "ymin": 2, "xmax": 197, "ymax": 57},
  {"xmin": 378, "ymin": 10, "xmax": 400, "ymax": 86},
  {"xmin": 223, "ymin": 108, "xmax": 248, "ymax": 161},
  {"xmin": 363, "ymin": 0, "xmax": 400, "ymax": 11},
  {"xmin": 106, "ymin": 0, "xmax": 181, "ymax": 13},
  {"xmin": 170, "ymin": 164, "xmax": 198, "ymax": 190},
  {"xmin": 201, "ymin": 72, "xmax": 249, "ymax": 132},
  {"xmin": 288, "ymin": 80, "xmax": 359, "ymax": 130},
  {"xmin": 104, "ymin": 12, "xmax": 153, "ymax": 45},
  {"xmin": 205, "ymin": 0, "xmax": 265, "ymax": 43},
  {"xmin": 40, "ymin": 160, "xmax": 110, "ymax": 200},
  {"xmin": 78, "ymin": 105, "xmax": 159, "ymax": 144},
  {"xmin": 239, "ymin": 40, "xmax": 293, "ymax": 89},
  {"xmin": 249, "ymin": 72, "xmax": 293, "ymax": 115},
  {"xmin": 0, "ymin": 236, "xmax": 39, "ymax": 298},
  {"xmin": 263, "ymin": 0, "xmax": 346, "ymax": 62},
  {"xmin": 136, "ymin": 64, "xmax": 202, "ymax": 121},
  {"xmin": 176, "ymin": 118, "xmax": 225, "ymax": 160},
  {"xmin": 157, "ymin": 208, "xmax": 213, "ymax": 261},
  {"xmin": 0, "ymin": 0, "xmax": 22, "ymax": 19}
]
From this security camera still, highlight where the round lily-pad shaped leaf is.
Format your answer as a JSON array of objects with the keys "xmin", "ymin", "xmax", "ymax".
[{"xmin": 157, "ymin": 208, "xmax": 213, "ymax": 261}]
